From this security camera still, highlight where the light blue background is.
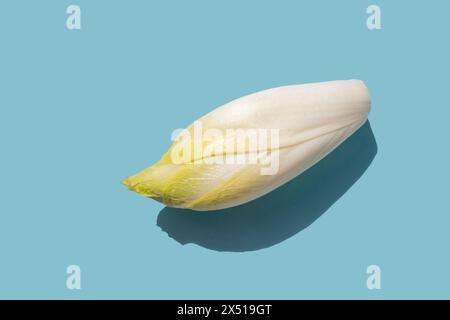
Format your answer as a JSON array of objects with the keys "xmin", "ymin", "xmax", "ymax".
[{"xmin": 1, "ymin": 0, "xmax": 449, "ymax": 299}]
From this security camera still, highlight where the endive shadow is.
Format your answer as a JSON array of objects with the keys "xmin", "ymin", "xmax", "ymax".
[{"xmin": 157, "ymin": 121, "xmax": 377, "ymax": 252}]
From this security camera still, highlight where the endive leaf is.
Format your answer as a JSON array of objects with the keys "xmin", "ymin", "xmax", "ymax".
[{"xmin": 123, "ymin": 80, "xmax": 371, "ymax": 211}]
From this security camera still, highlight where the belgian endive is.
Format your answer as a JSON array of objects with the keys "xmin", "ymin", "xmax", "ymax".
[{"xmin": 123, "ymin": 80, "xmax": 371, "ymax": 211}]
